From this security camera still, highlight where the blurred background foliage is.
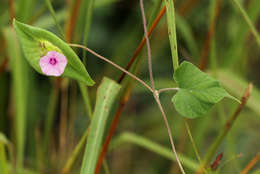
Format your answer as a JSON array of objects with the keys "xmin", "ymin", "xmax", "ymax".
[{"xmin": 0, "ymin": 0, "xmax": 260, "ymax": 174}]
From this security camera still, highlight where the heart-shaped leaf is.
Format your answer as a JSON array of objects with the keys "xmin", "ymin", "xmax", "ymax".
[
  {"xmin": 172, "ymin": 61, "xmax": 238, "ymax": 118},
  {"xmin": 13, "ymin": 19, "xmax": 95, "ymax": 86}
]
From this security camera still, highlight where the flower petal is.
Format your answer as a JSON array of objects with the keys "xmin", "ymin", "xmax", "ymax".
[
  {"xmin": 39, "ymin": 51, "xmax": 68, "ymax": 76},
  {"xmin": 47, "ymin": 51, "xmax": 57, "ymax": 58}
]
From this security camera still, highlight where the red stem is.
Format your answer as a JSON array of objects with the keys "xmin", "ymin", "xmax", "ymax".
[
  {"xmin": 65, "ymin": 0, "xmax": 82, "ymax": 42},
  {"xmin": 8, "ymin": 0, "xmax": 15, "ymax": 22}
]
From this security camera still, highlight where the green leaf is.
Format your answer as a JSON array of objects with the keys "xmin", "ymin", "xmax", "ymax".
[
  {"xmin": 13, "ymin": 19, "xmax": 95, "ymax": 86},
  {"xmin": 172, "ymin": 61, "xmax": 237, "ymax": 118},
  {"xmin": 80, "ymin": 77, "xmax": 121, "ymax": 174}
]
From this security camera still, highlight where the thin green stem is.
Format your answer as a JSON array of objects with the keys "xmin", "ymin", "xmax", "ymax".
[
  {"xmin": 78, "ymin": 82, "xmax": 93, "ymax": 119},
  {"xmin": 103, "ymin": 160, "xmax": 110, "ymax": 174},
  {"xmin": 43, "ymin": 84, "xmax": 58, "ymax": 157},
  {"xmin": 147, "ymin": 0, "xmax": 163, "ymax": 28},
  {"xmin": 158, "ymin": 87, "xmax": 179, "ymax": 94},
  {"xmin": 217, "ymin": 153, "xmax": 242, "ymax": 172},
  {"xmin": 184, "ymin": 120, "xmax": 208, "ymax": 174},
  {"xmin": 82, "ymin": 0, "xmax": 95, "ymax": 65},
  {"xmin": 61, "ymin": 128, "xmax": 89, "ymax": 174},
  {"xmin": 45, "ymin": 0, "xmax": 65, "ymax": 38},
  {"xmin": 231, "ymin": 0, "xmax": 260, "ymax": 48}
]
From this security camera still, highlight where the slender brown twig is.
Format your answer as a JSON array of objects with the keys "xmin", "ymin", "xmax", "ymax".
[
  {"xmin": 154, "ymin": 92, "xmax": 186, "ymax": 174},
  {"xmin": 69, "ymin": 44, "xmax": 153, "ymax": 92},
  {"xmin": 240, "ymin": 152, "xmax": 260, "ymax": 174},
  {"xmin": 140, "ymin": 0, "xmax": 155, "ymax": 91}
]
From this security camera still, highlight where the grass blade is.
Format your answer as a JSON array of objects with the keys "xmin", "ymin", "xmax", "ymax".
[
  {"xmin": 165, "ymin": 0, "xmax": 179, "ymax": 72},
  {"xmin": 111, "ymin": 132, "xmax": 198, "ymax": 171},
  {"xmin": 80, "ymin": 77, "xmax": 121, "ymax": 174},
  {"xmin": 3, "ymin": 28, "xmax": 28, "ymax": 168},
  {"xmin": 224, "ymin": 0, "xmax": 260, "ymax": 66}
]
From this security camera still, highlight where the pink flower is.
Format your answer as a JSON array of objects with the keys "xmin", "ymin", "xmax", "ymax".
[{"xmin": 39, "ymin": 51, "xmax": 67, "ymax": 76}]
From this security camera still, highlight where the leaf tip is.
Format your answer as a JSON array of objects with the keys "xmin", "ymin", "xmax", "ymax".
[
  {"xmin": 88, "ymin": 79, "xmax": 95, "ymax": 86},
  {"xmin": 226, "ymin": 94, "xmax": 241, "ymax": 104},
  {"xmin": 12, "ymin": 18, "xmax": 20, "ymax": 28}
]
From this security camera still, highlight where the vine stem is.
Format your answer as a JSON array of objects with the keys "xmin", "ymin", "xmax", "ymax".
[
  {"xmin": 68, "ymin": 44, "xmax": 153, "ymax": 93},
  {"xmin": 140, "ymin": 0, "xmax": 155, "ymax": 91},
  {"xmin": 154, "ymin": 92, "xmax": 186, "ymax": 174},
  {"xmin": 158, "ymin": 87, "xmax": 179, "ymax": 94},
  {"xmin": 184, "ymin": 120, "xmax": 208, "ymax": 174},
  {"xmin": 139, "ymin": 1, "xmax": 185, "ymax": 173}
]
